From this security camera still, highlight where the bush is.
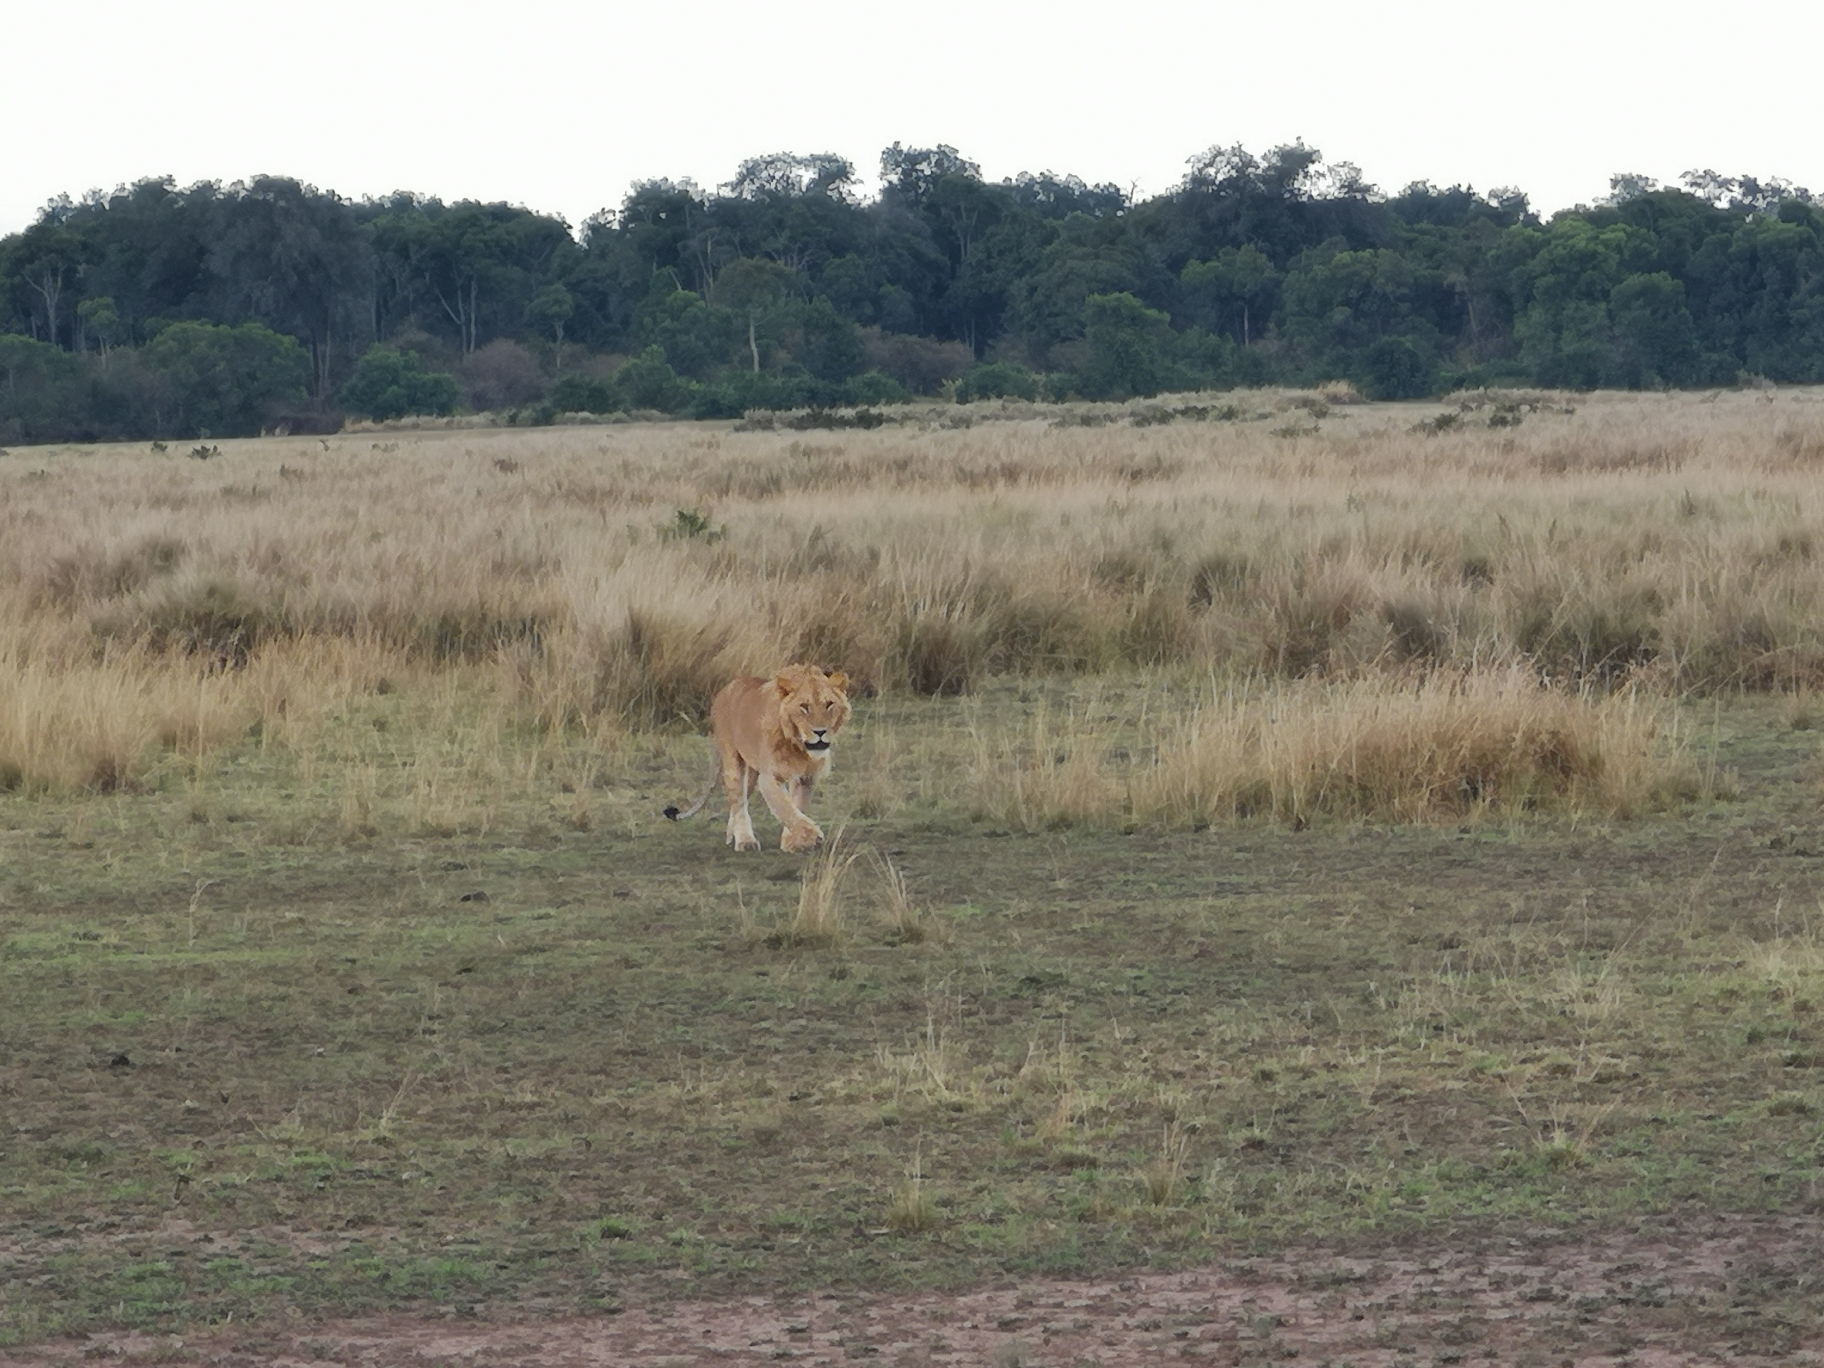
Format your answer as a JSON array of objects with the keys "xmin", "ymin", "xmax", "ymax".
[
  {"xmin": 142, "ymin": 322, "xmax": 312, "ymax": 436},
  {"xmin": 843, "ymin": 369, "xmax": 912, "ymax": 406},
  {"xmin": 459, "ymin": 340, "xmax": 547, "ymax": 411},
  {"xmin": 1076, "ymin": 292, "xmax": 1191, "ymax": 400},
  {"xmin": 857, "ymin": 327, "xmax": 973, "ymax": 394},
  {"xmin": 338, "ymin": 347, "xmax": 460, "ymax": 421},
  {"xmin": 0, "ymin": 340, "xmax": 164, "ymax": 444},
  {"xmin": 955, "ymin": 361, "xmax": 1040, "ymax": 402},
  {"xmin": 547, "ymin": 373, "xmax": 620, "ymax": 414},
  {"xmin": 686, "ymin": 370, "xmax": 816, "ymax": 419},
  {"xmin": 1361, "ymin": 337, "xmax": 1437, "ymax": 400},
  {"xmin": 612, "ymin": 346, "xmax": 695, "ymax": 413},
  {"xmin": 0, "ymin": 335, "xmax": 88, "ymax": 443}
]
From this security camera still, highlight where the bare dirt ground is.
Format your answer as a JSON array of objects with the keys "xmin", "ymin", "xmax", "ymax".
[{"xmin": 8, "ymin": 1217, "xmax": 1818, "ymax": 1368}]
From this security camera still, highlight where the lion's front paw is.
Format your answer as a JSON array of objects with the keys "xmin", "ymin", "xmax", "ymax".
[
  {"xmin": 727, "ymin": 827, "xmax": 761, "ymax": 852},
  {"xmin": 780, "ymin": 824, "xmax": 824, "ymax": 854}
]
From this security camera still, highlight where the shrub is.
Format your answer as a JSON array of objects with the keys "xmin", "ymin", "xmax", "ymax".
[
  {"xmin": 460, "ymin": 340, "xmax": 547, "ymax": 411},
  {"xmin": 686, "ymin": 369, "xmax": 816, "ymax": 419},
  {"xmin": 547, "ymin": 372, "xmax": 620, "ymax": 414},
  {"xmin": 0, "ymin": 335, "xmax": 88, "ymax": 443},
  {"xmin": 857, "ymin": 327, "xmax": 973, "ymax": 394},
  {"xmin": 338, "ymin": 347, "xmax": 460, "ymax": 421},
  {"xmin": 955, "ymin": 361, "xmax": 1041, "ymax": 402},
  {"xmin": 143, "ymin": 321, "xmax": 311, "ymax": 436},
  {"xmin": 843, "ymin": 369, "xmax": 912, "ymax": 406},
  {"xmin": 1361, "ymin": 336, "xmax": 1436, "ymax": 400},
  {"xmin": 1076, "ymin": 292, "xmax": 1190, "ymax": 400},
  {"xmin": 612, "ymin": 346, "xmax": 695, "ymax": 413}
]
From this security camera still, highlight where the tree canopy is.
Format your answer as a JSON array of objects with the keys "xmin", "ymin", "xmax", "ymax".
[{"xmin": 2, "ymin": 154, "xmax": 1821, "ymax": 440}]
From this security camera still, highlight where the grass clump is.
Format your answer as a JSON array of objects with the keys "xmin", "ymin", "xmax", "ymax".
[
  {"xmin": 0, "ymin": 638, "xmax": 257, "ymax": 795},
  {"xmin": 871, "ymin": 851, "xmax": 946, "ymax": 944},
  {"xmin": 1138, "ymin": 1123, "xmax": 1191, "ymax": 1207},
  {"xmin": 1145, "ymin": 669, "xmax": 1697, "ymax": 826},
  {"xmin": 769, "ymin": 832, "xmax": 860, "ymax": 947},
  {"xmin": 979, "ymin": 668, "xmax": 1703, "ymax": 831},
  {"xmin": 885, "ymin": 1149, "xmax": 940, "ymax": 1233}
]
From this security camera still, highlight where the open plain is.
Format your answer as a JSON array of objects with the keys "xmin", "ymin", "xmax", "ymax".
[{"xmin": 3, "ymin": 389, "xmax": 1823, "ymax": 1363}]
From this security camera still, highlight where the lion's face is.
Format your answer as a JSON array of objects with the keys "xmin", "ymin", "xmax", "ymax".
[{"xmin": 773, "ymin": 666, "xmax": 851, "ymax": 754}]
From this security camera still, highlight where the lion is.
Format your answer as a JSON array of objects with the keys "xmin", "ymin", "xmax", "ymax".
[{"xmin": 663, "ymin": 664, "xmax": 852, "ymax": 853}]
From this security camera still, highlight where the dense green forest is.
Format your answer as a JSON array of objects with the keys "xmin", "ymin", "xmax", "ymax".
[{"xmin": 3, "ymin": 144, "xmax": 1821, "ymax": 441}]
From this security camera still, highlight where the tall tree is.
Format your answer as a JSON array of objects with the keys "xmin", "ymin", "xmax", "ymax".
[
  {"xmin": 209, "ymin": 177, "xmax": 371, "ymax": 396},
  {"xmin": 712, "ymin": 257, "xmax": 793, "ymax": 372},
  {"xmin": 8, "ymin": 218, "xmax": 83, "ymax": 346},
  {"xmin": 879, "ymin": 144, "xmax": 982, "ymax": 209}
]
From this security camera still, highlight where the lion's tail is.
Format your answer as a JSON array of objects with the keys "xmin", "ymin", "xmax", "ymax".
[{"xmin": 662, "ymin": 760, "xmax": 720, "ymax": 822}]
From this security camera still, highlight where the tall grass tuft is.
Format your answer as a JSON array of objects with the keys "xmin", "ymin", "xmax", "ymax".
[
  {"xmin": 885, "ymin": 1146, "xmax": 939, "ymax": 1233},
  {"xmin": 776, "ymin": 831, "xmax": 860, "ymax": 946},
  {"xmin": 1152, "ymin": 670, "xmax": 1697, "ymax": 825},
  {"xmin": 0, "ymin": 631, "xmax": 255, "ymax": 794},
  {"xmin": 978, "ymin": 669, "xmax": 1703, "ymax": 831},
  {"xmin": 1138, "ymin": 1122, "xmax": 1191, "ymax": 1206},
  {"xmin": 872, "ymin": 850, "xmax": 946, "ymax": 944}
]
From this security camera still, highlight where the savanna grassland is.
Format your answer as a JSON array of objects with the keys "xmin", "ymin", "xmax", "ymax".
[{"xmin": 3, "ymin": 389, "xmax": 1824, "ymax": 1361}]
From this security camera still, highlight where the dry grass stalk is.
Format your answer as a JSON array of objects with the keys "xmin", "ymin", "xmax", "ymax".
[
  {"xmin": 1139, "ymin": 1122, "xmax": 1191, "ymax": 1206},
  {"xmin": 339, "ymin": 765, "xmax": 379, "ymax": 839},
  {"xmin": 1032, "ymin": 1030, "xmax": 1083, "ymax": 1146},
  {"xmin": 777, "ymin": 830, "xmax": 859, "ymax": 947},
  {"xmin": 872, "ymin": 850, "xmax": 945, "ymax": 944},
  {"xmin": 885, "ymin": 1145, "xmax": 939, "ymax": 1233},
  {"xmin": 878, "ymin": 991, "xmax": 970, "ymax": 1104}
]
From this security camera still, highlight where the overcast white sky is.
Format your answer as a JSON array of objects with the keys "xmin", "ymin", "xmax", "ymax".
[{"xmin": 8, "ymin": 0, "xmax": 1821, "ymax": 236}]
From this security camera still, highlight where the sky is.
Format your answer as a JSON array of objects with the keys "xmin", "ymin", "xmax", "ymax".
[{"xmin": 8, "ymin": 0, "xmax": 1823, "ymax": 236}]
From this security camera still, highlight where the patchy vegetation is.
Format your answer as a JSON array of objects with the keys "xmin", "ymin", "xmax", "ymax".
[
  {"xmin": 1, "ymin": 685, "xmax": 1821, "ymax": 1347},
  {"xmin": 0, "ymin": 395, "xmax": 1822, "ymax": 1350}
]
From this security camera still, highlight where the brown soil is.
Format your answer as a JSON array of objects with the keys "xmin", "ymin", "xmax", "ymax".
[{"xmin": 9, "ymin": 1217, "xmax": 1818, "ymax": 1367}]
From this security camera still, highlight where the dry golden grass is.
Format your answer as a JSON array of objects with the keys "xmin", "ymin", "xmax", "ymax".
[
  {"xmin": 1139, "ymin": 1122, "xmax": 1192, "ymax": 1207},
  {"xmin": 3, "ymin": 387, "xmax": 1819, "ymax": 802},
  {"xmin": 871, "ymin": 849, "xmax": 945, "ymax": 943},
  {"xmin": 973, "ymin": 669, "xmax": 1703, "ymax": 830},
  {"xmin": 779, "ymin": 832, "xmax": 860, "ymax": 946},
  {"xmin": 0, "ymin": 630, "xmax": 254, "ymax": 793}
]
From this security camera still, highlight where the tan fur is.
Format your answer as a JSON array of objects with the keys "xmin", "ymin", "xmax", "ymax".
[{"xmin": 664, "ymin": 665, "xmax": 851, "ymax": 853}]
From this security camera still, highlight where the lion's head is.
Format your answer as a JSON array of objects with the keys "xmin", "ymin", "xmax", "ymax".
[{"xmin": 773, "ymin": 665, "xmax": 851, "ymax": 754}]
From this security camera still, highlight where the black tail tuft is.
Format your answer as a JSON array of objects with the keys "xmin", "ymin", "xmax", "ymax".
[{"xmin": 662, "ymin": 805, "xmax": 681, "ymax": 821}]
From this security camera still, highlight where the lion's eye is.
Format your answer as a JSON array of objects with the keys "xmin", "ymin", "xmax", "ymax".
[{"xmin": 800, "ymin": 704, "xmax": 810, "ymax": 713}]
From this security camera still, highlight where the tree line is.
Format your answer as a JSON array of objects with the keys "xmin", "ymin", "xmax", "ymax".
[{"xmin": 2, "ymin": 145, "xmax": 1821, "ymax": 441}]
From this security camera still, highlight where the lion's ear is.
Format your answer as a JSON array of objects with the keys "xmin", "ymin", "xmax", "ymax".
[
  {"xmin": 826, "ymin": 671, "xmax": 849, "ymax": 693},
  {"xmin": 772, "ymin": 675, "xmax": 795, "ymax": 699}
]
